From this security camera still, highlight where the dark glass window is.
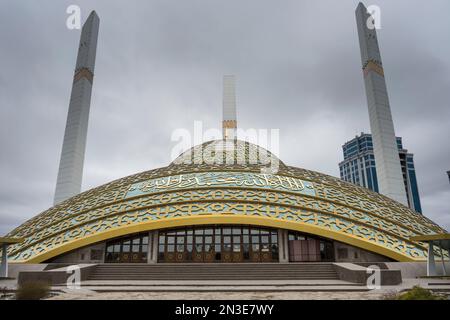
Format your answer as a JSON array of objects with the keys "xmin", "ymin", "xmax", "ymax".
[
  {"xmin": 122, "ymin": 241, "xmax": 130, "ymax": 252},
  {"xmin": 195, "ymin": 236, "xmax": 203, "ymax": 244},
  {"xmin": 105, "ymin": 233, "xmax": 151, "ymax": 263},
  {"xmin": 156, "ymin": 225, "xmax": 280, "ymax": 263}
]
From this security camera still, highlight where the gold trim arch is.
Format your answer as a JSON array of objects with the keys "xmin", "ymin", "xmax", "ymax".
[{"xmin": 18, "ymin": 215, "xmax": 423, "ymax": 264}]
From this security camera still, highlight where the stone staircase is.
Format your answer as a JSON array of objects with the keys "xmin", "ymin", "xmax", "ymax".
[{"xmin": 87, "ymin": 263, "xmax": 339, "ymax": 281}]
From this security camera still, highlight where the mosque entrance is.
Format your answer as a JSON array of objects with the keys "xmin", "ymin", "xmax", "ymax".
[
  {"xmin": 103, "ymin": 226, "xmax": 334, "ymax": 263},
  {"xmin": 157, "ymin": 225, "xmax": 279, "ymax": 263},
  {"xmin": 287, "ymin": 232, "xmax": 334, "ymax": 262}
]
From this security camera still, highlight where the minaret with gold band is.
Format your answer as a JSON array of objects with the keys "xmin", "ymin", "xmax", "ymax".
[
  {"xmin": 54, "ymin": 11, "xmax": 100, "ymax": 205},
  {"xmin": 355, "ymin": 3, "xmax": 408, "ymax": 206},
  {"xmin": 222, "ymin": 75, "xmax": 237, "ymax": 140}
]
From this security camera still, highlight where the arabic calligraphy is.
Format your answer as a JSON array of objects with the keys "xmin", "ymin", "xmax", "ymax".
[{"xmin": 126, "ymin": 172, "xmax": 315, "ymax": 198}]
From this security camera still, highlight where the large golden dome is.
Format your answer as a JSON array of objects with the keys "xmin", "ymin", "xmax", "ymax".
[{"xmin": 6, "ymin": 140, "xmax": 447, "ymax": 263}]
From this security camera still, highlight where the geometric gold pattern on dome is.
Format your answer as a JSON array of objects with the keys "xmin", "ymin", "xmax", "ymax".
[
  {"xmin": 4, "ymin": 152, "xmax": 448, "ymax": 263},
  {"xmin": 171, "ymin": 140, "xmax": 284, "ymax": 169}
]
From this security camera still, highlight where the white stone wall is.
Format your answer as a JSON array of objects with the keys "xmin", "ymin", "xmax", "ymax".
[
  {"xmin": 334, "ymin": 241, "xmax": 389, "ymax": 263},
  {"xmin": 50, "ymin": 242, "xmax": 105, "ymax": 264}
]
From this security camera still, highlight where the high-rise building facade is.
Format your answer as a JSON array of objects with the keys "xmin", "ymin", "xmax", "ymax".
[
  {"xmin": 54, "ymin": 11, "xmax": 100, "ymax": 205},
  {"xmin": 355, "ymin": 3, "xmax": 408, "ymax": 206},
  {"xmin": 339, "ymin": 133, "xmax": 422, "ymax": 213}
]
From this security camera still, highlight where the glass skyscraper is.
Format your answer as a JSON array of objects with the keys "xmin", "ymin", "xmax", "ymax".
[{"xmin": 339, "ymin": 133, "xmax": 422, "ymax": 213}]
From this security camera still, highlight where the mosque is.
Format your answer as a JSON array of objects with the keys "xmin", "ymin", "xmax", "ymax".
[{"xmin": 1, "ymin": 5, "xmax": 449, "ymax": 280}]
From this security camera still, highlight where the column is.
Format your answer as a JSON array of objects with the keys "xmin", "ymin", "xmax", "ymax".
[
  {"xmin": 147, "ymin": 231, "xmax": 159, "ymax": 264},
  {"xmin": 427, "ymin": 241, "xmax": 436, "ymax": 277},
  {"xmin": 0, "ymin": 244, "xmax": 8, "ymax": 278},
  {"xmin": 448, "ymin": 248, "xmax": 450, "ymax": 275},
  {"xmin": 438, "ymin": 242, "xmax": 447, "ymax": 276},
  {"xmin": 222, "ymin": 75, "xmax": 237, "ymax": 139},
  {"xmin": 147, "ymin": 231, "xmax": 153, "ymax": 263},
  {"xmin": 54, "ymin": 11, "xmax": 99, "ymax": 204},
  {"xmin": 355, "ymin": 3, "xmax": 408, "ymax": 205},
  {"xmin": 278, "ymin": 229, "xmax": 289, "ymax": 263}
]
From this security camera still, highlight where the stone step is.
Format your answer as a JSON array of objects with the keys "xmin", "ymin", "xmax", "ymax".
[
  {"xmin": 95, "ymin": 266, "xmax": 335, "ymax": 268},
  {"xmin": 90, "ymin": 276, "xmax": 338, "ymax": 278},
  {"xmin": 94, "ymin": 263, "xmax": 332, "ymax": 266},
  {"xmin": 91, "ymin": 270, "xmax": 335, "ymax": 274},
  {"xmin": 91, "ymin": 276, "xmax": 338, "ymax": 278},
  {"xmin": 93, "ymin": 272, "xmax": 337, "ymax": 274},
  {"xmin": 88, "ymin": 263, "xmax": 339, "ymax": 281},
  {"xmin": 91, "ymin": 271, "xmax": 337, "ymax": 274},
  {"xmin": 92, "ymin": 272, "xmax": 337, "ymax": 276},
  {"xmin": 93, "ymin": 266, "xmax": 336, "ymax": 271},
  {"xmin": 79, "ymin": 280, "xmax": 358, "ymax": 287},
  {"xmin": 58, "ymin": 284, "xmax": 371, "ymax": 292}
]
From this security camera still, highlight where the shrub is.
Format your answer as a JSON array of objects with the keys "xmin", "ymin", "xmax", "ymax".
[
  {"xmin": 0, "ymin": 286, "xmax": 8, "ymax": 299},
  {"xmin": 15, "ymin": 281, "xmax": 50, "ymax": 300},
  {"xmin": 397, "ymin": 286, "xmax": 445, "ymax": 300}
]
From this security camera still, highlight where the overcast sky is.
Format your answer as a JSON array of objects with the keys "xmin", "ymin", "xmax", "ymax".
[{"xmin": 1, "ymin": 0, "xmax": 449, "ymax": 235}]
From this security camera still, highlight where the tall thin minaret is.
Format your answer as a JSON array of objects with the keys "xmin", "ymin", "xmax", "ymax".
[
  {"xmin": 54, "ymin": 11, "xmax": 100, "ymax": 205},
  {"xmin": 222, "ymin": 75, "xmax": 237, "ymax": 139},
  {"xmin": 355, "ymin": 3, "xmax": 408, "ymax": 206}
]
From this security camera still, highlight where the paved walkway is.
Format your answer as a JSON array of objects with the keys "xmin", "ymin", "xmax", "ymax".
[
  {"xmin": 3, "ymin": 277, "xmax": 450, "ymax": 300},
  {"xmin": 49, "ymin": 278, "xmax": 450, "ymax": 299},
  {"xmin": 0, "ymin": 279, "xmax": 17, "ymax": 290},
  {"xmin": 47, "ymin": 290, "xmax": 389, "ymax": 300}
]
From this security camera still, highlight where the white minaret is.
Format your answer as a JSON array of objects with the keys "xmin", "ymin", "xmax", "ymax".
[
  {"xmin": 54, "ymin": 11, "xmax": 100, "ymax": 205},
  {"xmin": 222, "ymin": 75, "xmax": 237, "ymax": 139},
  {"xmin": 355, "ymin": 3, "xmax": 408, "ymax": 206}
]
